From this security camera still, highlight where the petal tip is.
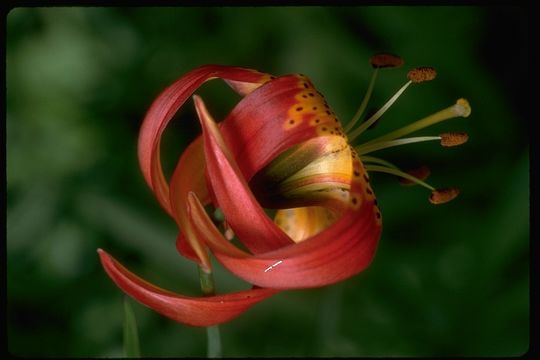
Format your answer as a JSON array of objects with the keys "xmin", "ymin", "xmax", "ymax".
[{"xmin": 97, "ymin": 248, "xmax": 108, "ymax": 260}]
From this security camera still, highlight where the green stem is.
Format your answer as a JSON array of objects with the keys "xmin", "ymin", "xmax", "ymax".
[
  {"xmin": 206, "ymin": 326, "xmax": 222, "ymax": 358},
  {"xmin": 123, "ymin": 297, "xmax": 141, "ymax": 358},
  {"xmin": 199, "ymin": 265, "xmax": 216, "ymax": 295},
  {"xmin": 198, "ymin": 265, "xmax": 222, "ymax": 358}
]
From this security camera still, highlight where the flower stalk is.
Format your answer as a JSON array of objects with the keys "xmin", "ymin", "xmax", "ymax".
[
  {"xmin": 199, "ymin": 266, "xmax": 222, "ymax": 358},
  {"xmin": 123, "ymin": 297, "xmax": 141, "ymax": 358}
]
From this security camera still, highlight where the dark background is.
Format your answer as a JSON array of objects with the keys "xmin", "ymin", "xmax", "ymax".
[{"xmin": 7, "ymin": 6, "xmax": 529, "ymax": 357}]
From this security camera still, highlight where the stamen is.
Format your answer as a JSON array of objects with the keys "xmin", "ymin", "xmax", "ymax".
[
  {"xmin": 345, "ymin": 53, "xmax": 403, "ymax": 134},
  {"xmin": 364, "ymin": 165, "xmax": 435, "ymax": 191},
  {"xmin": 356, "ymin": 136, "xmax": 441, "ymax": 155},
  {"xmin": 365, "ymin": 165, "xmax": 457, "ymax": 204},
  {"xmin": 440, "ymin": 132, "xmax": 469, "ymax": 147},
  {"xmin": 357, "ymin": 132, "xmax": 469, "ymax": 154},
  {"xmin": 429, "ymin": 187, "xmax": 460, "ymax": 204},
  {"xmin": 399, "ymin": 166, "xmax": 431, "ymax": 186},
  {"xmin": 369, "ymin": 53, "xmax": 404, "ymax": 69},
  {"xmin": 362, "ymin": 156, "xmax": 431, "ymax": 187},
  {"xmin": 407, "ymin": 67, "xmax": 437, "ymax": 83},
  {"xmin": 362, "ymin": 156, "xmax": 429, "ymax": 186},
  {"xmin": 363, "ymin": 108, "xmax": 381, "ymax": 129},
  {"xmin": 348, "ymin": 61, "xmax": 469, "ymax": 207},
  {"xmin": 348, "ymin": 67, "xmax": 440, "ymax": 143},
  {"xmin": 344, "ymin": 68, "xmax": 379, "ymax": 133},
  {"xmin": 348, "ymin": 80, "xmax": 413, "ymax": 142},
  {"xmin": 360, "ymin": 155, "xmax": 399, "ymax": 170},
  {"xmin": 360, "ymin": 98, "xmax": 472, "ymax": 148}
]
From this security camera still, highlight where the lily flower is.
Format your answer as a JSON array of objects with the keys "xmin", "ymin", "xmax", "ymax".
[{"xmin": 99, "ymin": 56, "xmax": 470, "ymax": 327}]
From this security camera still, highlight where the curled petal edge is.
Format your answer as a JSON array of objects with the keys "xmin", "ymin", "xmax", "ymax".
[
  {"xmin": 169, "ymin": 136, "xmax": 212, "ymax": 268},
  {"xmin": 187, "ymin": 191, "xmax": 381, "ymax": 289},
  {"xmin": 194, "ymin": 95, "xmax": 295, "ymax": 254},
  {"xmin": 138, "ymin": 65, "xmax": 273, "ymax": 216},
  {"xmin": 219, "ymin": 74, "xmax": 343, "ymax": 182},
  {"xmin": 98, "ymin": 249, "xmax": 279, "ymax": 327}
]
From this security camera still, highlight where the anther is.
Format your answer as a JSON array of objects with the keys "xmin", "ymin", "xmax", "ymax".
[
  {"xmin": 440, "ymin": 132, "xmax": 469, "ymax": 147},
  {"xmin": 370, "ymin": 53, "xmax": 404, "ymax": 69},
  {"xmin": 429, "ymin": 187, "xmax": 460, "ymax": 204},
  {"xmin": 399, "ymin": 166, "xmax": 431, "ymax": 186},
  {"xmin": 407, "ymin": 67, "xmax": 437, "ymax": 83}
]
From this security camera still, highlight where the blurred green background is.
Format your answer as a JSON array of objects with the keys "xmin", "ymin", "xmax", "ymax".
[{"xmin": 6, "ymin": 6, "xmax": 529, "ymax": 357}]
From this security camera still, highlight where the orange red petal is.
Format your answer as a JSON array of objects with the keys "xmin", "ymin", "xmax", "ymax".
[
  {"xmin": 194, "ymin": 95, "xmax": 295, "ymax": 254},
  {"xmin": 138, "ymin": 65, "xmax": 272, "ymax": 215},
  {"xmin": 98, "ymin": 249, "xmax": 278, "ymax": 327},
  {"xmin": 219, "ymin": 75, "xmax": 345, "ymax": 181},
  {"xmin": 187, "ymin": 190, "xmax": 381, "ymax": 289}
]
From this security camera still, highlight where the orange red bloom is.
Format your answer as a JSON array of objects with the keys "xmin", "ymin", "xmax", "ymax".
[{"xmin": 99, "ymin": 59, "xmax": 469, "ymax": 327}]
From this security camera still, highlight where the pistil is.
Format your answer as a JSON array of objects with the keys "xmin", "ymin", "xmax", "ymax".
[{"xmin": 360, "ymin": 98, "xmax": 471, "ymax": 148}]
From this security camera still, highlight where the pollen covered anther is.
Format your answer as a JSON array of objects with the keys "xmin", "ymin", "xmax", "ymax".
[
  {"xmin": 429, "ymin": 187, "xmax": 460, "ymax": 204},
  {"xmin": 440, "ymin": 132, "xmax": 469, "ymax": 147},
  {"xmin": 407, "ymin": 67, "xmax": 437, "ymax": 83},
  {"xmin": 399, "ymin": 166, "xmax": 431, "ymax": 186},
  {"xmin": 369, "ymin": 53, "xmax": 404, "ymax": 69}
]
